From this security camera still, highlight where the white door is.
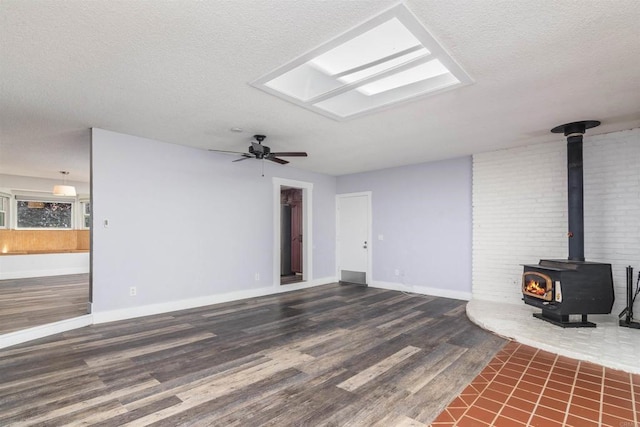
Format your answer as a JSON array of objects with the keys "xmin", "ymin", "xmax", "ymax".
[{"xmin": 337, "ymin": 192, "xmax": 371, "ymax": 285}]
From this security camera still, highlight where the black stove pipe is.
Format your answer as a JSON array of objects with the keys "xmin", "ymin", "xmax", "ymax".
[
  {"xmin": 567, "ymin": 135, "xmax": 585, "ymax": 261},
  {"xmin": 551, "ymin": 120, "xmax": 600, "ymax": 262}
]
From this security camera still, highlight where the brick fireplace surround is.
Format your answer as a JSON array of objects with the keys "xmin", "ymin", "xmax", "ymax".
[
  {"xmin": 445, "ymin": 127, "xmax": 640, "ymax": 426},
  {"xmin": 470, "ymin": 127, "xmax": 639, "ymax": 371}
]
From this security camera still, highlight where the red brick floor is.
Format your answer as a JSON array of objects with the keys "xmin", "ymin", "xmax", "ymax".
[{"xmin": 431, "ymin": 341, "xmax": 640, "ymax": 426}]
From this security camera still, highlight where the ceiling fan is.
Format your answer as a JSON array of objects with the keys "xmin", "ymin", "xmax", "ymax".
[{"xmin": 209, "ymin": 135, "xmax": 307, "ymax": 165}]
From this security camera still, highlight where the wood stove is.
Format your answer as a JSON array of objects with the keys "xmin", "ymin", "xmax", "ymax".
[
  {"xmin": 522, "ymin": 121, "xmax": 615, "ymax": 327},
  {"xmin": 522, "ymin": 260, "xmax": 614, "ymax": 327}
]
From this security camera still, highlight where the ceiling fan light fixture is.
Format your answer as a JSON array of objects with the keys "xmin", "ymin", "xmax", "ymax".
[
  {"xmin": 209, "ymin": 134, "xmax": 307, "ymax": 168},
  {"xmin": 52, "ymin": 171, "xmax": 77, "ymax": 196},
  {"xmin": 251, "ymin": 4, "xmax": 472, "ymax": 120}
]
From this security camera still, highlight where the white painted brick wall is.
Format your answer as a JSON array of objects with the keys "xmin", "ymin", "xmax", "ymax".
[
  {"xmin": 583, "ymin": 128, "xmax": 640, "ymax": 314},
  {"xmin": 473, "ymin": 127, "xmax": 640, "ymax": 314}
]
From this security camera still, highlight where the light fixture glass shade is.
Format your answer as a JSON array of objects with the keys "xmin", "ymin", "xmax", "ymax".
[{"xmin": 52, "ymin": 184, "xmax": 77, "ymax": 196}]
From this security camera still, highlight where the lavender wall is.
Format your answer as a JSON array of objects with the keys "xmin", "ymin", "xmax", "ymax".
[
  {"xmin": 92, "ymin": 128, "xmax": 336, "ymax": 315},
  {"xmin": 337, "ymin": 157, "xmax": 473, "ymax": 299}
]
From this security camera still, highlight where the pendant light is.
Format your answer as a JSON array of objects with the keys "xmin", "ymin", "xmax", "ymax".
[{"xmin": 52, "ymin": 171, "xmax": 77, "ymax": 196}]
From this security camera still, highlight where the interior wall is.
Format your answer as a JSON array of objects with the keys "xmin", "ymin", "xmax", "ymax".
[
  {"xmin": 0, "ymin": 252, "xmax": 90, "ymax": 280},
  {"xmin": 91, "ymin": 128, "xmax": 336, "ymax": 314},
  {"xmin": 472, "ymin": 127, "xmax": 640, "ymax": 314},
  {"xmin": 336, "ymin": 156, "xmax": 473, "ymax": 298},
  {"xmin": 0, "ymin": 174, "xmax": 90, "ymax": 195}
]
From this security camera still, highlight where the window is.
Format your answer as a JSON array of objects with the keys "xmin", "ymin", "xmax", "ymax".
[
  {"xmin": 0, "ymin": 194, "xmax": 8, "ymax": 228},
  {"xmin": 16, "ymin": 200, "xmax": 73, "ymax": 229},
  {"xmin": 81, "ymin": 200, "xmax": 91, "ymax": 229}
]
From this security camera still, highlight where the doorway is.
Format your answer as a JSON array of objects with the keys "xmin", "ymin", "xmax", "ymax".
[
  {"xmin": 272, "ymin": 178, "xmax": 313, "ymax": 287},
  {"xmin": 337, "ymin": 192, "xmax": 372, "ymax": 286},
  {"xmin": 0, "ymin": 190, "xmax": 91, "ymax": 338},
  {"xmin": 280, "ymin": 187, "xmax": 303, "ymax": 284}
]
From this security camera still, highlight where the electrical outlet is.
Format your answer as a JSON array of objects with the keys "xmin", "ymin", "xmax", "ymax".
[
  {"xmin": 254, "ymin": 273, "xmax": 260, "ymax": 281},
  {"xmin": 394, "ymin": 269, "xmax": 400, "ymax": 276},
  {"xmin": 129, "ymin": 286, "xmax": 137, "ymax": 296}
]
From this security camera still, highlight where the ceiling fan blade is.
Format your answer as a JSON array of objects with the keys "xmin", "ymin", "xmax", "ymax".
[
  {"xmin": 215, "ymin": 134, "xmax": 305, "ymax": 168},
  {"xmin": 232, "ymin": 155, "xmax": 252, "ymax": 162},
  {"xmin": 270, "ymin": 152, "xmax": 308, "ymax": 157},
  {"xmin": 208, "ymin": 148, "xmax": 248, "ymax": 155},
  {"xmin": 267, "ymin": 156, "xmax": 289, "ymax": 165}
]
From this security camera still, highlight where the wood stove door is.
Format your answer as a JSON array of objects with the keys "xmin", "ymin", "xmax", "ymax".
[{"xmin": 522, "ymin": 271, "xmax": 553, "ymax": 301}]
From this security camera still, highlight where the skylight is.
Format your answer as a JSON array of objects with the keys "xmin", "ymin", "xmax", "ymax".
[
  {"xmin": 336, "ymin": 48, "xmax": 429, "ymax": 88},
  {"xmin": 252, "ymin": 4, "xmax": 472, "ymax": 120},
  {"xmin": 310, "ymin": 18, "xmax": 423, "ymax": 76},
  {"xmin": 357, "ymin": 59, "xmax": 452, "ymax": 96}
]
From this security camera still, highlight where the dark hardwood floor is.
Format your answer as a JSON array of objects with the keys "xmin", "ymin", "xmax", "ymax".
[
  {"xmin": 281, "ymin": 273, "xmax": 303, "ymax": 285},
  {"xmin": 0, "ymin": 284, "xmax": 505, "ymax": 426},
  {"xmin": 0, "ymin": 273, "xmax": 89, "ymax": 334}
]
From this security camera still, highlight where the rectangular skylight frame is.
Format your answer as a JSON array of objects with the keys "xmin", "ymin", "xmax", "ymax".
[
  {"xmin": 332, "ymin": 45, "xmax": 425, "ymax": 80},
  {"xmin": 251, "ymin": 3, "xmax": 473, "ymax": 121},
  {"xmin": 314, "ymin": 73, "xmax": 460, "ymax": 118}
]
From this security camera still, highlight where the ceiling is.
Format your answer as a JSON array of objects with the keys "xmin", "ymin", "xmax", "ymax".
[{"xmin": 1, "ymin": 0, "xmax": 639, "ymax": 182}]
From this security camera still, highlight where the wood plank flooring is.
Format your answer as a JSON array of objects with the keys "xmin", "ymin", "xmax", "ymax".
[
  {"xmin": 0, "ymin": 274, "xmax": 89, "ymax": 334},
  {"xmin": 281, "ymin": 274, "xmax": 303, "ymax": 285},
  {"xmin": 0, "ymin": 284, "xmax": 506, "ymax": 426}
]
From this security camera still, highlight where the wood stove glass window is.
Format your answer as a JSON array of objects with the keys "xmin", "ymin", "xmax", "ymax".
[{"xmin": 522, "ymin": 271, "xmax": 553, "ymax": 301}]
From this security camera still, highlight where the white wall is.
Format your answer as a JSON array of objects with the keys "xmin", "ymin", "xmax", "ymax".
[
  {"xmin": 91, "ymin": 128, "xmax": 336, "ymax": 317},
  {"xmin": 337, "ymin": 157, "xmax": 473, "ymax": 300},
  {"xmin": 473, "ymin": 128, "xmax": 640, "ymax": 314},
  {"xmin": 0, "ymin": 253, "xmax": 90, "ymax": 280},
  {"xmin": 0, "ymin": 174, "xmax": 90, "ymax": 195}
]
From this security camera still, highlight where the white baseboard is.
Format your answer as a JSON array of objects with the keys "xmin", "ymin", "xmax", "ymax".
[
  {"xmin": 369, "ymin": 280, "xmax": 472, "ymax": 301},
  {"xmin": 0, "ymin": 314, "xmax": 93, "ymax": 350},
  {"xmin": 0, "ymin": 266, "xmax": 90, "ymax": 280},
  {"xmin": 368, "ymin": 280, "xmax": 412, "ymax": 292},
  {"xmin": 93, "ymin": 276, "xmax": 337, "ymax": 324}
]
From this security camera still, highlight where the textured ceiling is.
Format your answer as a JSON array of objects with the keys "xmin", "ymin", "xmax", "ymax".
[{"xmin": 1, "ymin": 0, "xmax": 639, "ymax": 182}]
